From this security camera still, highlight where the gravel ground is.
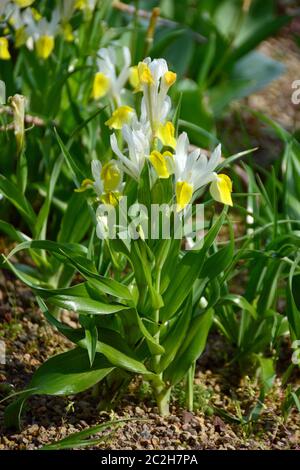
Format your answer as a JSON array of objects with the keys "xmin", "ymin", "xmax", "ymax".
[{"xmin": 0, "ymin": 271, "xmax": 299, "ymax": 451}]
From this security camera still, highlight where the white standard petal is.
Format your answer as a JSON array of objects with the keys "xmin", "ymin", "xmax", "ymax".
[
  {"xmin": 207, "ymin": 143, "xmax": 222, "ymax": 172},
  {"xmin": 174, "ymin": 132, "xmax": 189, "ymax": 180}
]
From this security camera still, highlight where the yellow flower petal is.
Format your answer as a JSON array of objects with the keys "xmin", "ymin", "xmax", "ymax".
[
  {"xmin": 164, "ymin": 71, "xmax": 176, "ymax": 87},
  {"xmin": 149, "ymin": 150, "xmax": 174, "ymax": 179},
  {"xmin": 101, "ymin": 191, "xmax": 122, "ymax": 206},
  {"xmin": 14, "ymin": 0, "xmax": 35, "ymax": 7},
  {"xmin": 15, "ymin": 27, "xmax": 27, "ymax": 48},
  {"xmin": 0, "ymin": 37, "xmax": 11, "ymax": 60},
  {"xmin": 129, "ymin": 66, "xmax": 141, "ymax": 92},
  {"xmin": 176, "ymin": 181, "xmax": 193, "ymax": 211},
  {"xmin": 105, "ymin": 106, "xmax": 134, "ymax": 130},
  {"xmin": 92, "ymin": 72, "xmax": 110, "ymax": 100},
  {"xmin": 31, "ymin": 8, "xmax": 42, "ymax": 21},
  {"xmin": 101, "ymin": 161, "xmax": 122, "ymax": 192},
  {"xmin": 138, "ymin": 62, "xmax": 154, "ymax": 86},
  {"xmin": 75, "ymin": 0, "xmax": 87, "ymax": 10},
  {"xmin": 35, "ymin": 35, "xmax": 54, "ymax": 59},
  {"xmin": 210, "ymin": 174, "xmax": 233, "ymax": 206},
  {"xmin": 74, "ymin": 178, "xmax": 94, "ymax": 192},
  {"xmin": 157, "ymin": 121, "xmax": 176, "ymax": 149},
  {"xmin": 62, "ymin": 23, "xmax": 74, "ymax": 42}
]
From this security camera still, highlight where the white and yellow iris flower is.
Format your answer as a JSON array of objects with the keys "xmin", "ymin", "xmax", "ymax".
[
  {"xmin": 91, "ymin": 159, "xmax": 123, "ymax": 206},
  {"xmin": 92, "ymin": 46, "xmax": 131, "ymax": 105},
  {"xmin": 23, "ymin": 8, "xmax": 59, "ymax": 59},
  {"xmin": 110, "ymin": 120, "xmax": 151, "ymax": 181},
  {"xmin": 137, "ymin": 57, "xmax": 176, "ymax": 135},
  {"xmin": 173, "ymin": 133, "xmax": 232, "ymax": 211}
]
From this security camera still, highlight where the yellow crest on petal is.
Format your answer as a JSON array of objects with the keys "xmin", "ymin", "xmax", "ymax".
[
  {"xmin": 92, "ymin": 72, "xmax": 110, "ymax": 100},
  {"xmin": 0, "ymin": 37, "xmax": 11, "ymax": 60},
  {"xmin": 149, "ymin": 150, "xmax": 173, "ymax": 179},
  {"xmin": 210, "ymin": 174, "xmax": 233, "ymax": 206},
  {"xmin": 164, "ymin": 71, "xmax": 177, "ymax": 87},
  {"xmin": 176, "ymin": 181, "xmax": 193, "ymax": 212},
  {"xmin": 105, "ymin": 106, "xmax": 134, "ymax": 130},
  {"xmin": 101, "ymin": 161, "xmax": 122, "ymax": 192},
  {"xmin": 35, "ymin": 35, "xmax": 54, "ymax": 59},
  {"xmin": 138, "ymin": 62, "xmax": 154, "ymax": 86},
  {"xmin": 157, "ymin": 121, "xmax": 176, "ymax": 149}
]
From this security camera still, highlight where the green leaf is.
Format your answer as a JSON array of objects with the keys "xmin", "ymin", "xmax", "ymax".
[
  {"xmin": 0, "ymin": 174, "xmax": 36, "ymax": 227},
  {"xmin": 158, "ymin": 296, "xmax": 192, "ymax": 373},
  {"xmin": 134, "ymin": 311, "xmax": 165, "ymax": 356},
  {"xmin": 161, "ymin": 208, "xmax": 227, "ymax": 321},
  {"xmin": 0, "ymin": 220, "xmax": 30, "ymax": 243},
  {"xmin": 35, "ymin": 155, "xmax": 64, "ymax": 240},
  {"xmin": 45, "ymin": 293, "xmax": 129, "ymax": 316},
  {"xmin": 222, "ymin": 294, "xmax": 257, "ymax": 320},
  {"xmin": 57, "ymin": 192, "xmax": 91, "ymax": 244},
  {"xmin": 41, "ymin": 419, "xmax": 129, "ymax": 450},
  {"xmin": 287, "ymin": 255, "xmax": 300, "ymax": 340},
  {"xmin": 83, "ymin": 318, "xmax": 98, "ymax": 367},
  {"xmin": 54, "ymin": 128, "xmax": 85, "ymax": 187},
  {"xmin": 164, "ymin": 308, "xmax": 213, "ymax": 386},
  {"xmin": 5, "ymin": 348, "xmax": 114, "ymax": 429}
]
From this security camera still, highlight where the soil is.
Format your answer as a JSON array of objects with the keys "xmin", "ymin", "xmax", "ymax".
[{"xmin": 0, "ymin": 270, "xmax": 299, "ymax": 451}]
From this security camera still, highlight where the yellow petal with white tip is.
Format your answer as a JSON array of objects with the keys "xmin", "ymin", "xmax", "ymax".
[
  {"xmin": 150, "ymin": 150, "xmax": 173, "ymax": 179},
  {"xmin": 101, "ymin": 161, "xmax": 122, "ymax": 192},
  {"xmin": 92, "ymin": 72, "xmax": 110, "ymax": 100},
  {"xmin": 157, "ymin": 121, "xmax": 176, "ymax": 149},
  {"xmin": 35, "ymin": 35, "xmax": 54, "ymax": 59},
  {"xmin": 210, "ymin": 174, "xmax": 233, "ymax": 206},
  {"xmin": 176, "ymin": 181, "xmax": 193, "ymax": 212},
  {"xmin": 164, "ymin": 71, "xmax": 176, "ymax": 87},
  {"xmin": 105, "ymin": 106, "xmax": 134, "ymax": 130},
  {"xmin": 0, "ymin": 37, "xmax": 11, "ymax": 60}
]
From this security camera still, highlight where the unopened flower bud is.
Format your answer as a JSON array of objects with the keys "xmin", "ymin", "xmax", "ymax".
[{"xmin": 9, "ymin": 94, "xmax": 26, "ymax": 154}]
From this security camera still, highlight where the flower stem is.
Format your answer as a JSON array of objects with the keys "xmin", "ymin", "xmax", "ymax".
[
  {"xmin": 186, "ymin": 362, "xmax": 195, "ymax": 412},
  {"xmin": 156, "ymin": 387, "xmax": 171, "ymax": 416}
]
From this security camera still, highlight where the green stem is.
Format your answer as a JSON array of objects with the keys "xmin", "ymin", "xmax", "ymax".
[
  {"xmin": 156, "ymin": 387, "xmax": 171, "ymax": 416},
  {"xmin": 186, "ymin": 362, "xmax": 195, "ymax": 412}
]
